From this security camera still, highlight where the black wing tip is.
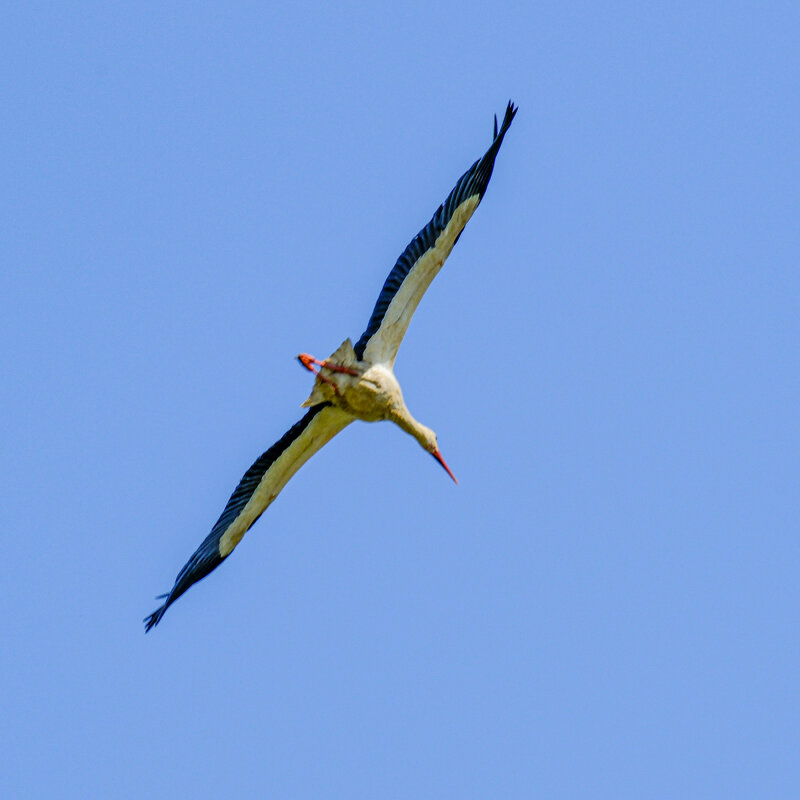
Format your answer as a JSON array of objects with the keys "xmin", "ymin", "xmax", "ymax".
[
  {"xmin": 469, "ymin": 100, "xmax": 517, "ymax": 201},
  {"xmin": 144, "ymin": 598, "xmax": 170, "ymax": 632},
  {"xmin": 143, "ymin": 552, "xmax": 222, "ymax": 632},
  {"xmin": 494, "ymin": 100, "xmax": 518, "ymax": 141}
]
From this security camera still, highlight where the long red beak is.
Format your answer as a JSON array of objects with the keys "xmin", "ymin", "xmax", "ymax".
[{"xmin": 432, "ymin": 450, "xmax": 458, "ymax": 484}]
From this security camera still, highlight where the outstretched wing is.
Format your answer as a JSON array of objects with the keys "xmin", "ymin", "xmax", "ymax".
[
  {"xmin": 353, "ymin": 101, "xmax": 517, "ymax": 367},
  {"xmin": 144, "ymin": 403, "xmax": 352, "ymax": 631}
]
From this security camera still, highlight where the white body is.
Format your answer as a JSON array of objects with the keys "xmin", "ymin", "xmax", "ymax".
[{"xmin": 302, "ymin": 338, "xmax": 438, "ymax": 451}]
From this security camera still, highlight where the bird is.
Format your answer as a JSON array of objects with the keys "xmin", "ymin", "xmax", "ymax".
[{"xmin": 144, "ymin": 101, "xmax": 517, "ymax": 631}]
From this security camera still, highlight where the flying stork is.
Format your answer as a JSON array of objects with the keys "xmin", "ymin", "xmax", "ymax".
[{"xmin": 144, "ymin": 101, "xmax": 517, "ymax": 631}]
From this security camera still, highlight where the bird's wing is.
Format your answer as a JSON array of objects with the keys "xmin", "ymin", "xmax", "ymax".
[
  {"xmin": 353, "ymin": 101, "xmax": 517, "ymax": 367},
  {"xmin": 144, "ymin": 403, "xmax": 352, "ymax": 631}
]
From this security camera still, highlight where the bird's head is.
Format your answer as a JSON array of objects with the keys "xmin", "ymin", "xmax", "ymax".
[
  {"xmin": 392, "ymin": 409, "xmax": 458, "ymax": 485},
  {"xmin": 417, "ymin": 425, "xmax": 458, "ymax": 484}
]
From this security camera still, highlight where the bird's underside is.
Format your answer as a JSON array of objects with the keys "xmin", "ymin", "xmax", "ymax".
[
  {"xmin": 298, "ymin": 339, "xmax": 401, "ymax": 421},
  {"xmin": 144, "ymin": 101, "xmax": 517, "ymax": 631}
]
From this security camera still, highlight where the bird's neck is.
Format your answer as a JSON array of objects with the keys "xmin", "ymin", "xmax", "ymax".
[{"xmin": 390, "ymin": 405, "xmax": 434, "ymax": 451}]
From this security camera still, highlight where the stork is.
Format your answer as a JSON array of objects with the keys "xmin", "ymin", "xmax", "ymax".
[{"xmin": 144, "ymin": 102, "xmax": 517, "ymax": 631}]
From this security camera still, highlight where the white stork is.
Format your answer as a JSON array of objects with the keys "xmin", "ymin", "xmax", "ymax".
[{"xmin": 145, "ymin": 102, "xmax": 517, "ymax": 631}]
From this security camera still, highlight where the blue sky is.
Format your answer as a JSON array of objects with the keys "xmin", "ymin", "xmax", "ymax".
[{"xmin": 2, "ymin": 2, "xmax": 798, "ymax": 797}]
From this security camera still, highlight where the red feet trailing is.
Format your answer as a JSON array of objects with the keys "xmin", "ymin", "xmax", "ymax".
[
  {"xmin": 297, "ymin": 352, "xmax": 359, "ymax": 395},
  {"xmin": 296, "ymin": 353, "xmax": 358, "ymax": 377}
]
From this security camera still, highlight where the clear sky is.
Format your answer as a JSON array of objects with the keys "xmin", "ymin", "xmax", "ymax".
[{"xmin": 2, "ymin": 2, "xmax": 798, "ymax": 797}]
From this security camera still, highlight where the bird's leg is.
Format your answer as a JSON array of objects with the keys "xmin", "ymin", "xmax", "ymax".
[
  {"xmin": 297, "ymin": 353, "xmax": 339, "ymax": 393},
  {"xmin": 297, "ymin": 353, "xmax": 322, "ymax": 374},
  {"xmin": 297, "ymin": 353, "xmax": 359, "ymax": 376},
  {"xmin": 297, "ymin": 353, "xmax": 358, "ymax": 396}
]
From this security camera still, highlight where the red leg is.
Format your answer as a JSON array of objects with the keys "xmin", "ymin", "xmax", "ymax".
[
  {"xmin": 297, "ymin": 353, "xmax": 354, "ymax": 395},
  {"xmin": 297, "ymin": 353, "xmax": 358, "ymax": 377},
  {"xmin": 317, "ymin": 373, "xmax": 340, "ymax": 393},
  {"xmin": 320, "ymin": 361, "xmax": 359, "ymax": 376},
  {"xmin": 297, "ymin": 353, "xmax": 319, "ymax": 373}
]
